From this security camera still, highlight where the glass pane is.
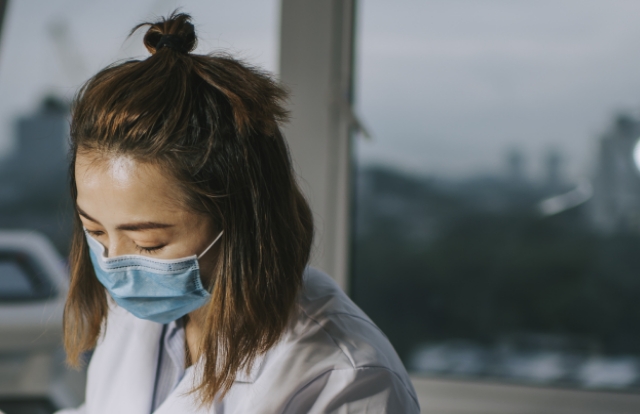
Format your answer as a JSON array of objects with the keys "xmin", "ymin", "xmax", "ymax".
[
  {"xmin": 352, "ymin": 1, "xmax": 640, "ymax": 391},
  {"xmin": 0, "ymin": 0, "xmax": 280, "ymax": 256}
]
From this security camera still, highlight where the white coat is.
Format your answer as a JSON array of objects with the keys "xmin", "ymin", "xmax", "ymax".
[{"xmin": 56, "ymin": 267, "xmax": 420, "ymax": 414}]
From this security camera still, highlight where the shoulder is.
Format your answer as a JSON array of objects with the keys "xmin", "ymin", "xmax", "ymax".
[
  {"xmin": 249, "ymin": 267, "xmax": 420, "ymax": 413},
  {"xmin": 295, "ymin": 267, "xmax": 408, "ymax": 374},
  {"xmin": 284, "ymin": 366, "xmax": 419, "ymax": 413},
  {"xmin": 295, "ymin": 268, "xmax": 411, "ymax": 375}
]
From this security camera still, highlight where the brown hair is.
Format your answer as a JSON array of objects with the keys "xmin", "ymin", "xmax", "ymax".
[{"xmin": 64, "ymin": 12, "xmax": 314, "ymax": 403}]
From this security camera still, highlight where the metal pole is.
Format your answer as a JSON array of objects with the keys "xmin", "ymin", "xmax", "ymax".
[{"xmin": 0, "ymin": 0, "xmax": 8, "ymax": 58}]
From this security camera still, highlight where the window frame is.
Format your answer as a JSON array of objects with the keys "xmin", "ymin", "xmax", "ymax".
[{"xmin": 279, "ymin": 0, "xmax": 355, "ymax": 293}]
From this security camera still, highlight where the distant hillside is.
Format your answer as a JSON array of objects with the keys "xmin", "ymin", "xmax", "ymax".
[{"xmin": 351, "ymin": 165, "xmax": 640, "ymax": 363}]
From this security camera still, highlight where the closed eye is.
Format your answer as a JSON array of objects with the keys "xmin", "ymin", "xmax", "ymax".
[
  {"xmin": 135, "ymin": 244, "xmax": 166, "ymax": 254},
  {"xmin": 86, "ymin": 229, "xmax": 105, "ymax": 237}
]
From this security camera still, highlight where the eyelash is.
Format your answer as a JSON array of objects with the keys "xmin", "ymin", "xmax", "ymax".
[
  {"xmin": 85, "ymin": 230, "xmax": 165, "ymax": 254},
  {"xmin": 135, "ymin": 245, "xmax": 166, "ymax": 254}
]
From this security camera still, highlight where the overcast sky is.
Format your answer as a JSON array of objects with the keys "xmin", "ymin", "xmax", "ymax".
[
  {"xmin": 356, "ymin": 0, "xmax": 640, "ymax": 181},
  {"xmin": 2, "ymin": 1, "xmax": 640, "ymax": 182}
]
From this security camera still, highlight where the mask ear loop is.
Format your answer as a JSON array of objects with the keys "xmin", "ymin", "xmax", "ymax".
[{"xmin": 197, "ymin": 231, "xmax": 224, "ymax": 259}]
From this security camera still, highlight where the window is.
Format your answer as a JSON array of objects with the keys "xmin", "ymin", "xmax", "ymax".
[{"xmin": 351, "ymin": 0, "xmax": 640, "ymax": 392}]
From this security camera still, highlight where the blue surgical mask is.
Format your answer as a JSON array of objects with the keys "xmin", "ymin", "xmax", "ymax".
[{"xmin": 84, "ymin": 229, "xmax": 223, "ymax": 324}]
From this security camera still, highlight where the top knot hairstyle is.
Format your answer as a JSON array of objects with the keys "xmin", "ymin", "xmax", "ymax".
[
  {"xmin": 64, "ymin": 12, "xmax": 314, "ymax": 404},
  {"xmin": 138, "ymin": 13, "xmax": 196, "ymax": 54}
]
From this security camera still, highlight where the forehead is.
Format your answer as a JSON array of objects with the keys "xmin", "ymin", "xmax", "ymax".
[{"xmin": 75, "ymin": 151, "xmax": 187, "ymax": 223}]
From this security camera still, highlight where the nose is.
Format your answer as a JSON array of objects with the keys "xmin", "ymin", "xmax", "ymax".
[
  {"xmin": 105, "ymin": 235, "xmax": 138, "ymax": 258},
  {"xmin": 105, "ymin": 241, "xmax": 121, "ymax": 258},
  {"xmin": 101, "ymin": 237, "xmax": 121, "ymax": 258}
]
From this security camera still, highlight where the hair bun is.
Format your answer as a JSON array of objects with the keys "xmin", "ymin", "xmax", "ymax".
[
  {"xmin": 155, "ymin": 34, "xmax": 188, "ymax": 54},
  {"xmin": 136, "ymin": 11, "xmax": 197, "ymax": 55}
]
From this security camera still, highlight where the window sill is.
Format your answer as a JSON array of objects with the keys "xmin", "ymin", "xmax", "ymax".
[{"xmin": 410, "ymin": 375, "xmax": 640, "ymax": 414}]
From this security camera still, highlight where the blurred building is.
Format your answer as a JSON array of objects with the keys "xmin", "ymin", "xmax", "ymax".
[
  {"xmin": 0, "ymin": 96, "xmax": 72, "ymax": 254},
  {"xmin": 544, "ymin": 149, "xmax": 564, "ymax": 192},
  {"xmin": 591, "ymin": 114, "xmax": 640, "ymax": 233},
  {"xmin": 506, "ymin": 148, "xmax": 527, "ymax": 185},
  {"xmin": 0, "ymin": 96, "xmax": 69, "ymax": 206}
]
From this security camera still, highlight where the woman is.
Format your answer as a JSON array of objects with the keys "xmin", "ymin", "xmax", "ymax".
[{"xmin": 57, "ymin": 12, "xmax": 419, "ymax": 414}]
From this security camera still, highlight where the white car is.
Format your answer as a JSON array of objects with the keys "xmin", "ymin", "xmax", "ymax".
[{"xmin": 0, "ymin": 231, "xmax": 85, "ymax": 414}]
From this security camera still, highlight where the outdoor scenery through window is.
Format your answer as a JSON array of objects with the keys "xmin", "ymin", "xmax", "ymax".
[{"xmin": 351, "ymin": 0, "xmax": 640, "ymax": 391}]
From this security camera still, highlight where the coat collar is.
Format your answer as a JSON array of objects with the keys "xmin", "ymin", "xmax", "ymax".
[
  {"xmin": 153, "ymin": 349, "xmax": 268, "ymax": 413},
  {"xmin": 159, "ymin": 313, "xmax": 268, "ymax": 384}
]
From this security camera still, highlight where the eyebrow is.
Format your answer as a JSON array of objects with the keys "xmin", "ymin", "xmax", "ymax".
[{"xmin": 76, "ymin": 206, "xmax": 174, "ymax": 232}]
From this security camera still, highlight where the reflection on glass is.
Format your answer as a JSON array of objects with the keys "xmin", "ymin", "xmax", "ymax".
[{"xmin": 352, "ymin": 1, "xmax": 640, "ymax": 391}]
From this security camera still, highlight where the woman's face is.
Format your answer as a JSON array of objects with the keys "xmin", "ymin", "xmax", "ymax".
[{"xmin": 75, "ymin": 150, "xmax": 219, "ymax": 274}]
